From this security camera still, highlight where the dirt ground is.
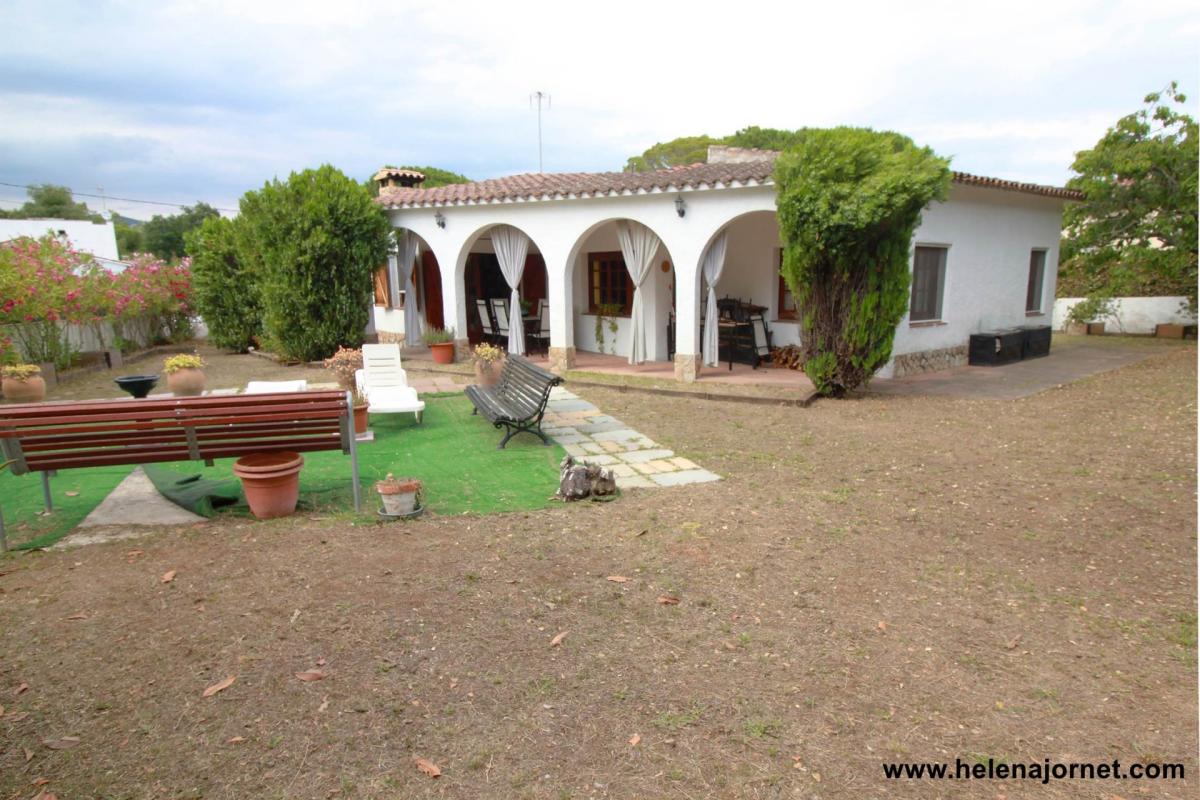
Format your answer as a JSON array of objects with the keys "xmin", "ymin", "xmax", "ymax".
[{"xmin": 1, "ymin": 345, "xmax": 1195, "ymax": 799}]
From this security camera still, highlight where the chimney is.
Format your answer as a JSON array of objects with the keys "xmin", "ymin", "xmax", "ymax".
[{"xmin": 373, "ymin": 167, "xmax": 426, "ymax": 191}]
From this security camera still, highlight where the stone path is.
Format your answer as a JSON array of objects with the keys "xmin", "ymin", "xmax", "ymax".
[{"xmin": 542, "ymin": 387, "xmax": 720, "ymax": 490}]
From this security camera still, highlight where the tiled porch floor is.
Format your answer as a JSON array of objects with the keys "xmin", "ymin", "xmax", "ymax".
[{"xmin": 527, "ymin": 350, "xmax": 815, "ymax": 389}]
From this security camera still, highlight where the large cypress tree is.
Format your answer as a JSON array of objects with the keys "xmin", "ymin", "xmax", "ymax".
[{"xmin": 775, "ymin": 127, "xmax": 951, "ymax": 396}]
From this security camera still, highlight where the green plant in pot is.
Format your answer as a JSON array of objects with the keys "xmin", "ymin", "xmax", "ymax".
[
  {"xmin": 594, "ymin": 303, "xmax": 621, "ymax": 355},
  {"xmin": 163, "ymin": 353, "xmax": 206, "ymax": 396},
  {"xmin": 351, "ymin": 388, "xmax": 369, "ymax": 435},
  {"xmin": 422, "ymin": 327, "xmax": 457, "ymax": 364},
  {"xmin": 1, "ymin": 363, "xmax": 46, "ymax": 403}
]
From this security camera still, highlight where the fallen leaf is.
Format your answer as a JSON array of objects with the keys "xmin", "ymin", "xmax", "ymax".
[
  {"xmin": 64, "ymin": 490, "xmax": 79, "ymax": 497},
  {"xmin": 202, "ymin": 675, "xmax": 236, "ymax": 697},
  {"xmin": 32, "ymin": 793, "xmax": 57, "ymax": 800},
  {"xmin": 1005, "ymin": 634, "xmax": 1022, "ymax": 650},
  {"xmin": 606, "ymin": 575, "xmax": 630, "ymax": 583},
  {"xmin": 8, "ymin": 712, "xmax": 29, "ymax": 722},
  {"xmin": 629, "ymin": 733, "xmax": 641, "ymax": 746},
  {"xmin": 42, "ymin": 736, "xmax": 80, "ymax": 750},
  {"xmin": 550, "ymin": 631, "xmax": 568, "ymax": 647},
  {"xmin": 813, "ymin": 772, "xmax": 821, "ymax": 782},
  {"xmin": 876, "ymin": 621, "xmax": 887, "ymax": 632},
  {"xmin": 318, "ymin": 696, "xmax": 329, "ymax": 712},
  {"xmin": 0, "ymin": 703, "xmax": 4, "ymax": 716},
  {"xmin": 66, "ymin": 613, "xmax": 88, "ymax": 621},
  {"xmin": 316, "ymin": 657, "xmax": 326, "ymax": 667},
  {"xmin": 33, "ymin": 777, "xmax": 50, "ymax": 786},
  {"xmin": 657, "ymin": 595, "xmax": 680, "ymax": 605},
  {"xmin": 160, "ymin": 570, "xmax": 176, "ymax": 584},
  {"xmin": 295, "ymin": 670, "xmax": 326, "ymax": 682},
  {"xmin": 227, "ymin": 736, "xmax": 246, "ymax": 744},
  {"xmin": 414, "ymin": 757, "xmax": 441, "ymax": 778},
  {"xmin": 125, "ymin": 550, "xmax": 143, "ymax": 558},
  {"xmin": 15, "ymin": 682, "xmax": 29, "ymax": 695},
  {"xmin": 23, "ymin": 747, "xmax": 33, "ymax": 762}
]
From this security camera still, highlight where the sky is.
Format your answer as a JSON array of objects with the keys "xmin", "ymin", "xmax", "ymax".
[{"xmin": 0, "ymin": 0, "xmax": 1196, "ymax": 220}]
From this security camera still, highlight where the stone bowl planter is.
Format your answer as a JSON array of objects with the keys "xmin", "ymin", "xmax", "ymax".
[
  {"xmin": 115, "ymin": 374, "xmax": 159, "ymax": 399},
  {"xmin": 167, "ymin": 367, "xmax": 206, "ymax": 396},
  {"xmin": 376, "ymin": 474, "xmax": 422, "ymax": 517},
  {"xmin": 233, "ymin": 451, "xmax": 304, "ymax": 519},
  {"xmin": 2, "ymin": 375, "xmax": 46, "ymax": 403}
]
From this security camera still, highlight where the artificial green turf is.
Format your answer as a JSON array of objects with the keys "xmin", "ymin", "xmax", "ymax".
[{"xmin": 0, "ymin": 395, "xmax": 564, "ymax": 549}]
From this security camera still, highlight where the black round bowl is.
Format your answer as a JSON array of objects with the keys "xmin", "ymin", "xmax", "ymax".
[{"xmin": 115, "ymin": 374, "xmax": 159, "ymax": 399}]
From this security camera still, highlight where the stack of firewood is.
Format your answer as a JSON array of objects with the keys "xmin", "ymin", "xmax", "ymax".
[{"xmin": 771, "ymin": 345, "xmax": 805, "ymax": 371}]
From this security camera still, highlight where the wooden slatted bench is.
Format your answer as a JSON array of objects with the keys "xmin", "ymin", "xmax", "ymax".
[
  {"xmin": 464, "ymin": 354, "xmax": 563, "ymax": 449},
  {"xmin": 0, "ymin": 390, "xmax": 362, "ymax": 535}
]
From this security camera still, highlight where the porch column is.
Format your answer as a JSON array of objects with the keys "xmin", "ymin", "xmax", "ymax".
[
  {"xmin": 672, "ymin": 246, "xmax": 703, "ymax": 382},
  {"xmin": 545, "ymin": 248, "xmax": 575, "ymax": 373}
]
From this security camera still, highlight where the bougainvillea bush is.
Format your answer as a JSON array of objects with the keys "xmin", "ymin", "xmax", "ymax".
[{"xmin": 0, "ymin": 235, "xmax": 193, "ymax": 368}]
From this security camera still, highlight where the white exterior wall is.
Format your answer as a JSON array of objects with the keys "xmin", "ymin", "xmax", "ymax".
[
  {"xmin": 1053, "ymin": 296, "xmax": 1196, "ymax": 334},
  {"xmin": 0, "ymin": 219, "xmax": 121, "ymax": 261},
  {"xmin": 385, "ymin": 180, "xmax": 1068, "ymax": 378}
]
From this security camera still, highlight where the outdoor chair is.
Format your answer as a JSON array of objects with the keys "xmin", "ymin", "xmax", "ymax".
[
  {"xmin": 748, "ymin": 314, "xmax": 773, "ymax": 368},
  {"xmin": 476, "ymin": 299, "xmax": 496, "ymax": 343},
  {"xmin": 530, "ymin": 302, "xmax": 550, "ymax": 355},
  {"xmin": 354, "ymin": 343, "xmax": 424, "ymax": 423},
  {"xmin": 245, "ymin": 380, "xmax": 308, "ymax": 394},
  {"xmin": 492, "ymin": 298, "xmax": 510, "ymax": 343}
]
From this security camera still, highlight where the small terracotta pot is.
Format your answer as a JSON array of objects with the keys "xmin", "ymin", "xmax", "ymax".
[
  {"xmin": 376, "ymin": 475, "xmax": 421, "ymax": 516},
  {"xmin": 473, "ymin": 358, "xmax": 504, "ymax": 388},
  {"xmin": 353, "ymin": 403, "xmax": 369, "ymax": 435},
  {"xmin": 429, "ymin": 342, "xmax": 455, "ymax": 364},
  {"xmin": 233, "ymin": 451, "xmax": 304, "ymax": 519},
  {"xmin": 167, "ymin": 368, "xmax": 206, "ymax": 396},
  {"xmin": 2, "ymin": 376, "xmax": 46, "ymax": 403}
]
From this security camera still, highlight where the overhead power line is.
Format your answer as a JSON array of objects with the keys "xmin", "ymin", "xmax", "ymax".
[{"xmin": 0, "ymin": 181, "xmax": 237, "ymax": 214}]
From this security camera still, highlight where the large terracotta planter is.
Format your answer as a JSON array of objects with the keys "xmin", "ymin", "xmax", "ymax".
[
  {"xmin": 473, "ymin": 358, "xmax": 504, "ymax": 388},
  {"xmin": 353, "ymin": 403, "xmax": 369, "ymax": 435},
  {"xmin": 2, "ymin": 376, "xmax": 46, "ymax": 403},
  {"xmin": 167, "ymin": 368, "xmax": 206, "ymax": 396},
  {"xmin": 1086, "ymin": 322, "xmax": 1106, "ymax": 336},
  {"xmin": 429, "ymin": 342, "xmax": 455, "ymax": 364},
  {"xmin": 1156, "ymin": 323, "xmax": 1185, "ymax": 339},
  {"xmin": 233, "ymin": 451, "xmax": 304, "ymax": 519}
]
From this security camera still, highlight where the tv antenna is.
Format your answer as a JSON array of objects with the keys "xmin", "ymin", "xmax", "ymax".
[{"xmin": 530, "ymin": 91, "xmax": 551, "ymax": 172}]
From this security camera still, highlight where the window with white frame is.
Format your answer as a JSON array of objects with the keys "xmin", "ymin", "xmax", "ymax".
[
  {"xmin": 909, "ymin": 245, "xmax": 947, "ymax": 322},
  {"xmin": 1026, "ymin": 249, "xmax": 1047, "ymax": 313}
]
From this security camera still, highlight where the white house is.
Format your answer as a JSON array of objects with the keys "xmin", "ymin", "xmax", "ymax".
[
  {"xmin": 0, "ymin": 218, "xmax": 122, "ymax": 265},
  {"xmin": 372, "ymin": 148, "xmax": 1079, "ymax": 381}
]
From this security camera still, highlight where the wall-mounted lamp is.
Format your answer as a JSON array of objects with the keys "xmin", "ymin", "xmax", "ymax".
[
  {"xmin": 434, "ymin": 211, "xmax": 446, "ymax": 229},
  {"xmin": 674, "ymin": 195, "xmax": 686, "ymax": 218}
]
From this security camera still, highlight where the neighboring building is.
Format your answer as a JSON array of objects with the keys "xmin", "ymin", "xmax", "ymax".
[
  {"xmin": 0, "ymin": 218, "xmax": 122, "ymax": 264},
  {"xmin": 373, "ymin": 149, "xmax": 1080, "ymax": 381}
]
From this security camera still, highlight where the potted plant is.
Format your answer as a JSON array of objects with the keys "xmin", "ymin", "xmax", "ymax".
[
  {"xmin": 323, "ymin": 346, "xmax": 363, "ymax": 391},
  {"xmin": 422, "ymin": 327, "xmax": 456, "ymax": 364},
  {"xmin": 472, "ymin": 342, "xmax": 505, "ymax": 387},
  {"xmin": 1, "ymin": 364, "xmax": 46, "ymax": 403},
  {"xmin": 376, "ymin": 473, "xmax": 422, "ymax": 516},
  {"xmin": 232, "ymin": 451, "xmax": 305, "ymax": 519},
  {"xmin": 352, "ymin": 388, "xmax": 369, "ymax": 435},
  {"xmin": 1064, "ymin": 296, "xmax": 1116, "ymax": 336},
  {"xmin": 164, "ymin": 353, "xmax": 206, "ymax": 396}
]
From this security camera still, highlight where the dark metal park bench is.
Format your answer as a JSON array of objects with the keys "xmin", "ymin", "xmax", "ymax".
[
  {"xmin": 464, "ymin": 354, "xmax": 563, "ymax": 448},
  {"xmin": 0, "ymin": 390, "xmax": 362, "ymax": 542}
]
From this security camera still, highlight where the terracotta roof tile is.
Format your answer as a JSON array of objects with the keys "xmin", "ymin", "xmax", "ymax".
[{"xmin": 377, "ymin": 156, "xmax": 1081, "ymax": 208}]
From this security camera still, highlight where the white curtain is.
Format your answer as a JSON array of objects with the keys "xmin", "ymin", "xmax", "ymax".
[
  {"xmin": 399, "ymin": 233, "xmax": 421, "ymax": 346},
  {"xmin": 492, "ymin": 225, "xmax": 530, "ymax": 355},
  {"xmin": 700, "ymin": 232, "xmax": 728, "ymax": 367},
  {"xmin": 617, "ymin": 221, "xmax": 661, "ymax": 365}
]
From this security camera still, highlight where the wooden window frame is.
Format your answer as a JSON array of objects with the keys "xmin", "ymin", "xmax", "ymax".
[
  {"xmin": 1026, "ymin": 248, "xmax": 1047, "ymax": 314},
  {"xmin": 587, "ymin": 251, "xmax": 632, "ymax": 316},
  {"xmin": 910, "ymin": 245, "xmax": 948, "ymax": 323},
  {"xmin": 373, "ymin": 265, "xmax": 390, "ymax": 307}
]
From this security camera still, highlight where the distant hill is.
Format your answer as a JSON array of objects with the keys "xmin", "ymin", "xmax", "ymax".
[{"xmin": 112, "ymin": 213, "xmax": 144, "ymax": 227}]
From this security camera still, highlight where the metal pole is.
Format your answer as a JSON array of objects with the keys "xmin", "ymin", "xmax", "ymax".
[
  {"xmin": 41, "ymin": 471, "xmax": 53, "ymax": 513},
  {"xmin": 346, "ymin": 391, "xmax": 362, "ymax": 513},
  {"xmin": 1, "ymin": 505, "xmax": 7, "ymax": 552}
]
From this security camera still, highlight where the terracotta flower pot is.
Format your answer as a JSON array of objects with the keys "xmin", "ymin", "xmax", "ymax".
[
  {"xmin": 353, "ymin": 403, "xmax": 369, "ymax": 435},
  {"xmin": 429, "ymin": 342, "xmax": 455, "ymax": 364},
  {"xmin": 376, "ymin": 474, "xmax": 421, "ymax": 516},
  {"xmin": 2, "ymin": 376, "xmax": 46, "ymax": 403},
  {"xmin": 1086, "ymin": 322, "xmax": 1106, "ymax": 336},
  {"xmin": 233, "ymin": 451, "xmax": 304, "ymax": 519},
  {"xmin": 473, "ymin": 358, "xmax": 504, "ymax": 388},
  {"xmin": 167, "ymin": 367, "xmax": 206, "ymax": 396}
]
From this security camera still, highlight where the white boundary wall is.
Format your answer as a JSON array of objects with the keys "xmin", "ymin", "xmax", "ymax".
[{"xmin": 1052, "ymin": 296, "xmax": 1195, "ymax": 334}]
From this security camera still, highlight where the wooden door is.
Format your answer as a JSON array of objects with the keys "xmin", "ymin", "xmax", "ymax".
[{"xmin": 421, "ymin": 251, "xmax": 444, "ymax": 331}]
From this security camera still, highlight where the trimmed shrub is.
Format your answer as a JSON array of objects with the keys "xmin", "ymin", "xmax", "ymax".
[{"xmin": 186, "ymin": 215, "xmax": 260, "ymax": 351}]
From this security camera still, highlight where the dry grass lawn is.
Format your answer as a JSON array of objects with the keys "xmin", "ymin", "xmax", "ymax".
[{"xmin": 0, "ymin": 345, "xmax": 1195, "ymax": 799}]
